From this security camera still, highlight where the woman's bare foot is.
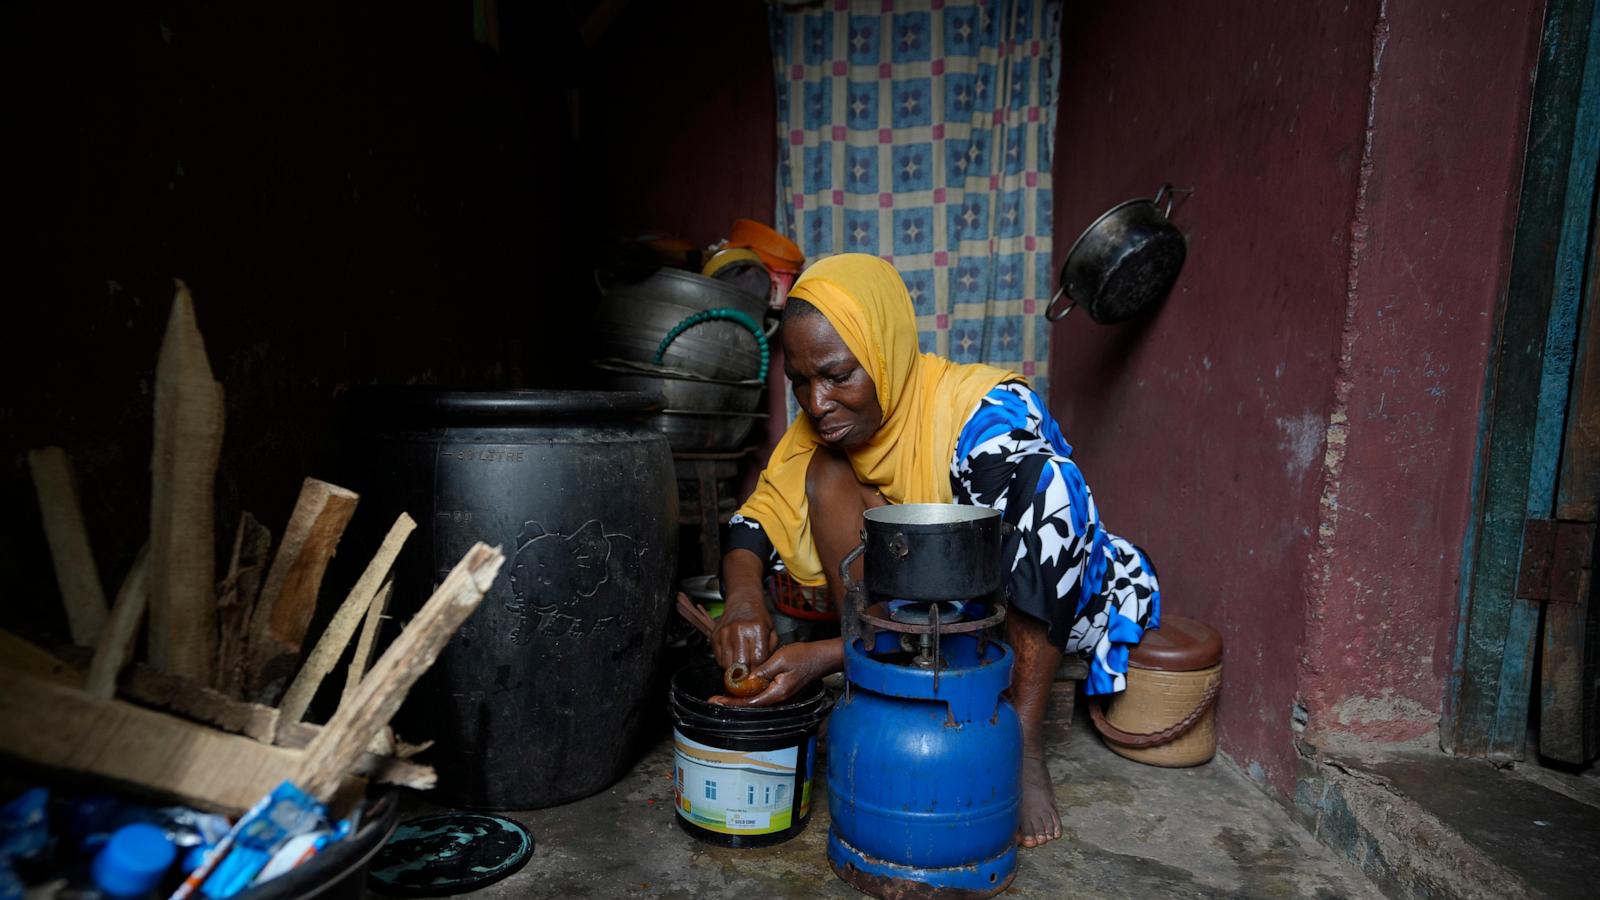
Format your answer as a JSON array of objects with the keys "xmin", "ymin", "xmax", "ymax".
[{"xmin": 1017, "ymin": 752, "xmax": 1062, "ymax": 848}]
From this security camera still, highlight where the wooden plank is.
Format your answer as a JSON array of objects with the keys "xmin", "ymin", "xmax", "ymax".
[
  {"xmin": 0, "ymin": 629, "xmax": 82, "ymax": 685},
  {"xmin": 216, "ymin": 512, "xmax": 273, "ymax": 696},
  {"xmin": 86, "ymin": 545, "xmax": 151, "ymax": 699},
  {"xmin": 115, "ymin": 666, "xmax": 433, "ymax": 789},
  {"xmin": 278, "ymin": 513, "xmax": 416, "ymax": 724},
  {"xmin": 271, "ymin": 721, "xmax": 435, "ymax": 790},
  {"xmin": 1543, "ymin": 115, "xmax": 1600, "ymax": 762},
  {"xmin": 28, "ymin": 447, "xmax": 108, "ymax": 646},
  {"xmin": 1447, "ymin": 0, "xmax": 1599, "ymax": 758},
  {"xmin": 1520, "ymin": 5, "xmax": 1600, "ymax": 761},
  {"xmin": 148, "ymin": 280, "xmax": 225, "ymax": 684},
  {"xmin": 1556, "ymin": 213, "xmax": 1600, "ymax": 521},
  {"xmin": 122, "ymin": 661, "xmax": 283, "ymax": 743},
  {"xmin": 1541, "ymin": 558, "xmax": 1597, "ymax": 762},
  {"xmin": 0, "ymin": 669, "xmax": 303, "ymax": 815},
  {"xmin": 342, "ymin": 578, "xmax": 393, "ymax": 707},
  {"xmin": 242, "ymin": 478, "xmax": 359, "ymax": 703},
  {"xmin": 295, "ymin": 543, "xmax": 503, "ymax": 801},
  {"xmin": 22, "ymin": 644, "xmax": 435, "ymax": 790}
]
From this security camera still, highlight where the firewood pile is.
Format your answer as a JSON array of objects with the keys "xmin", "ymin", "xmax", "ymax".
[{"xmin": 2, "ymin": 280, "xmax": 502, "ymax": 815}]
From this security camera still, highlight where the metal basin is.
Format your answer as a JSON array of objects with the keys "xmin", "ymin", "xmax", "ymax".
[
  {"xmin": 591, "ymin": 358, "xmax": 763, "ymax": 413},
  {"xmin": 595, "ymin": 268, "xmax": 770, "ymax": 382},
  {"xmin": 649, "ymin": 409, "xmax": 767, "ymax": 452}
]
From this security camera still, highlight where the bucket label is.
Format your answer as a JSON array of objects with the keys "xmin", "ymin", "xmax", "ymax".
[{"xmin": 672, "ymin": 731, "xmax": 808, "ymax": 836}]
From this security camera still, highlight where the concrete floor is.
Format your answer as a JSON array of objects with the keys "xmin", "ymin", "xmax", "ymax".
[{"xmin": 453, "ymin": 706, "xmax": 1380, "ymax": 899}]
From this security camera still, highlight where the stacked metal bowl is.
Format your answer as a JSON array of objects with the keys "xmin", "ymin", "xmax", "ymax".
[{"xmin": 591, "ymin": 268, "xmax": 769, "ymax": 452}]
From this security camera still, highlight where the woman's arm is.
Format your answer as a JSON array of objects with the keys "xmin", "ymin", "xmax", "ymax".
[{"xmin": 711, "ymin": 547, "xmax": 779, "ymax": 669}]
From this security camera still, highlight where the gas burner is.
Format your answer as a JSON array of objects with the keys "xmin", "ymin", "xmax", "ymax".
[
  {"xmin": 886, "ymin": 600, "xmax": 967, "ymax": 626},
  {"xmin": 857, "ymin": 600, "xmax": 1007, "ymax": 684},
  {"xmin": 860, "ymin": 601, "xmax": 1002, "ymax": 637}
]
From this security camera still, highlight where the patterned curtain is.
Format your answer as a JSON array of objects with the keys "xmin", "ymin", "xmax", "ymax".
[{"xmin": 770, "ymin": 0, "xmax": 1062, "ymax": 396}]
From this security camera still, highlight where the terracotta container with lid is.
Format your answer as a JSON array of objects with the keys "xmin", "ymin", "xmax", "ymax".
[{"xmin": 1092, "ymin": 615, "xmax": 1223, "ymax": 767}]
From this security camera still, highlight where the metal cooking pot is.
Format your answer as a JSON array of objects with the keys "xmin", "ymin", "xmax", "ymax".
[
  {"xmin": 853, "ymin": 504, "xmax": 1005, "ymax": 601},
  {"xmin": 1047, "ymin": 184, "xmax": 1189, "ymax": 324}
]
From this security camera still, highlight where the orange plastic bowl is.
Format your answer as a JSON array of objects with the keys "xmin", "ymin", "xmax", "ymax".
[{"xmin": 729, "ymin": 219, "xmax": 804, "ymax": 273}]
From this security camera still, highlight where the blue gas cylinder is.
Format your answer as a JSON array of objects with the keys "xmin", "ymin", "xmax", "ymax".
[{"xmin": 827, "ymin": 632, "xmax": 1020, "ymax": 896}]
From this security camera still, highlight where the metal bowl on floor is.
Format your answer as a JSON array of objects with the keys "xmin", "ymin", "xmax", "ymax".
[
  {"xmin": 649, "ymin": 409, "xmax": 766, "ymax": 452},
  {"xmin": 591, "ymin": 358, "xmax": 763, "ymax": 413}
]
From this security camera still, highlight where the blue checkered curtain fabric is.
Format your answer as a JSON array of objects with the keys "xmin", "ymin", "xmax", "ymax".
[{"xmin": 770, "ymin": 0, "xmax": 1061, "ymax": 396}]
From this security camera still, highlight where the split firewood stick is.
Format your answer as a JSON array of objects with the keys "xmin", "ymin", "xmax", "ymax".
[
  {"xmin": 278, "ymin": 513, "xmax": 417, "ymax": 725},
  {"xmin": 86, "ymin": 544, "xmax": 151, "ymax": 699},
  {"xmin": 295, "ymin": 542, "xmax": 503, "ymax": 801},
  {"xmin": 215, "ymin": 512, "xmax": 272, "ymax": 695},
  {"xmin": 148, "ymin": 280, "xmax": 225, "ymax": 685},
  {"xmin": 242, "ymin": 478, "xmax": 359, "ymax": 702},
  {"xmin": 341, "ymin": 577, "xmax": 393, "ymax": 707},
  {"xmin": 28, "ymin": 447, "xmax": 108, "ymax": 647}
]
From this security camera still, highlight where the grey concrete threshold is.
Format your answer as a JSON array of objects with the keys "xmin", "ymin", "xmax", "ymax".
[{"xmin": 1293, "ymin": 746, "xmax": 1600, "ymax": 900}]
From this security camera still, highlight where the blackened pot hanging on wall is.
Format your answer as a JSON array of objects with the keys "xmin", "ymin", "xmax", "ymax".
[
  {"xmin": 1047, "ymin": 184, "xmax": 1190, "ymax": 325},
  {"xmin": 342, "ymin": 388, "xmax": 677, "ymax": 810}
]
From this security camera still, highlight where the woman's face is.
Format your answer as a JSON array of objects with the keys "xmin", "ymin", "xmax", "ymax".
[{"xmin": 781, "ymin": 311, "xmax": 883, "ymax": 450}]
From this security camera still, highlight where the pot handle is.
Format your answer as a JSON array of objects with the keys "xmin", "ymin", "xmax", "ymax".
[
  {"xmin": 839, "ymin": 538, "xmax": 866, "ymax": 599},
  {"xmin": 1153, "ymin": 183, "xmax": 1175, "ymax": 217},
  {"xmin": 1044, "ymin": 283, "xmax": 1076, "ymax": 322},
  {"xmin": 653, "ymin": 307, "xmax": 771, "ymax": 381},
  {"xmin": 839, "ymin": 537, "xmax": 867, "ymax": 649},
  {"xmin": 1152, "ymin": 183, "xmax": 1193, "ymax": 219}
]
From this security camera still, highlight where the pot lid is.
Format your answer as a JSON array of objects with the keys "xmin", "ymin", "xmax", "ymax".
[
  {"xmin": 1128, "ymin": 615, "xmax": 1223, "ymax": 671},
  {"xmin": 863, "ymin": 503, "xmax": 999, "ymax": 526},
  {"xmin": 348, "ymin": 388, "xmax": 664, "ymax": 424}
]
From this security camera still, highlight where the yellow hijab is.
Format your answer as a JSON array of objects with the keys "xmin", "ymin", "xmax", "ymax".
[{"xmin": 737, "ymin": 254, "xmax": 1021, "ymax": 587}]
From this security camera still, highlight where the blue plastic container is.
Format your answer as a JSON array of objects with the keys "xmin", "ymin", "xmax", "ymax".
[
  {"xmin": 827, "ymin": 632, "xmax": 1020, "ymax": 896},
  {"xmin": 91, "ymin": 823, "xmax": 175, "ymax": 899}
]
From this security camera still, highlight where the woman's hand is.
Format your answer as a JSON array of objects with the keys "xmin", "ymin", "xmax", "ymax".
[
  {"xmin": 712, "ymin": 548, "xmax": 777, "ymax": 668},
  {"xmin": 711, "ymin": 638, "xmax": 843, "ymax": 708},
  {"xmin": 711, "ymin": 601, "xmax": 779, "ymax": 669}
]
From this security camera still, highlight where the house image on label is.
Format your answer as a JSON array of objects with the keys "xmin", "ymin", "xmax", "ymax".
[{"xmin": 673, "ymin": 741, "xmax": 795, "ymax": 832}]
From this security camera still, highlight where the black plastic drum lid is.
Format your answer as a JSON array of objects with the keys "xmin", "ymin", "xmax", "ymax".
[{"xmin": 367, "ymin": 813, "xmax": 533, "ymax": 897}]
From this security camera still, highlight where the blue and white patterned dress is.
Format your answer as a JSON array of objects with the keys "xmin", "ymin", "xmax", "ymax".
[{"xmin": 729, "ymin": 382, "xmax": 1160, "ymax": 695}]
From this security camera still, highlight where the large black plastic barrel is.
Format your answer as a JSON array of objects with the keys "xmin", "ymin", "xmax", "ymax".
[{"xmin": 344, "ymin": 389, "xmax": 677, "ymax": 809}]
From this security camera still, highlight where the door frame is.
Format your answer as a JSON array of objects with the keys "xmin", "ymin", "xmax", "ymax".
[{"xmin": 1444, "ymin": 0, "xmax": 1600, "ymax": 760}]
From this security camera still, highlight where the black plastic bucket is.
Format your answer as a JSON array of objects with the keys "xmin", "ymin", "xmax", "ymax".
[{"xmin": 668, "ymin": 664, "xmax": 832, "ymax": 848}]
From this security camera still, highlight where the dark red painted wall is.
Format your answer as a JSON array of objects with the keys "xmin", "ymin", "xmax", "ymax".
[
  {"xmin": 1296, "ymin": 0, "xmax": 1542, "ymax": 748},
  {"xmin": 1049, "ymin": 1, "xmax": 1540, "ymax": 792},
  {"xmin": 583, "ymin": 2, "xmax": 778, "ymax": 247}
]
